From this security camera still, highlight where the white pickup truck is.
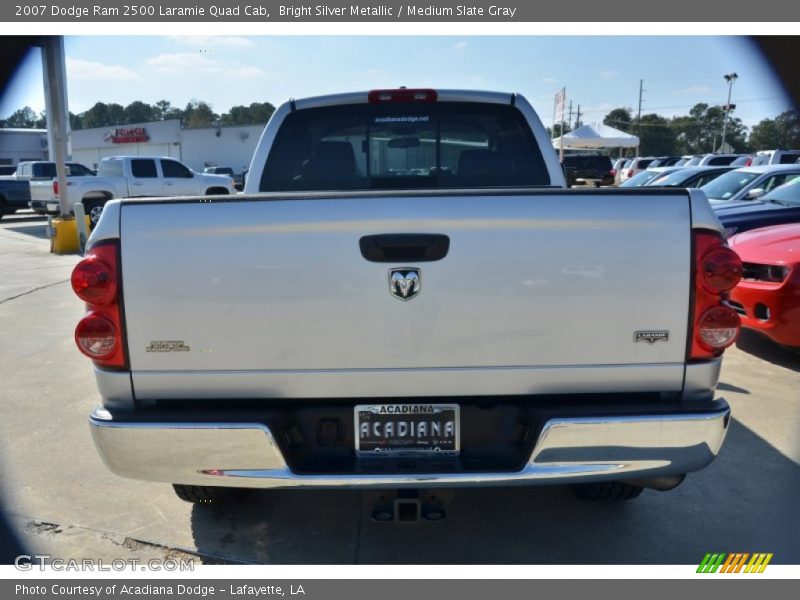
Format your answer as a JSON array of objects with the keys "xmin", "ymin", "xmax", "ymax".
[
  {"xmin": 31, "ymin": 155, "xmax": 235, "ymax": 225},
  {"xmin": 74, "ymin": 89, "xmax": 742, "ymax": 514}
]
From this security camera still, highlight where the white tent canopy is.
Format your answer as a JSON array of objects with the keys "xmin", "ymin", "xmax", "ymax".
[{"xmin": 552, "ymin": 122, "xmax": 639, "ymax": 149}]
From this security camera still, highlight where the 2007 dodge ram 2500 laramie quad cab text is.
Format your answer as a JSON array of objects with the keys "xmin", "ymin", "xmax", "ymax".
[{"xmin": 73, "ymin": 89, "xmax": 742, "ymax": 510}]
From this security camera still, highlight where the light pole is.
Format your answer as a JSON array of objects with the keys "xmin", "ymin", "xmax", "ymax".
[{"xmin": 720, "ymin": 72, "xmax": 738, "ymax": 153}]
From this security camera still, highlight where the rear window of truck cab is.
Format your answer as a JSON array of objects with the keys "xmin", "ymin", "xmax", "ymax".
[{"xmin": 260, "ymin": 103, "xmax": 551, "ymax": 191}]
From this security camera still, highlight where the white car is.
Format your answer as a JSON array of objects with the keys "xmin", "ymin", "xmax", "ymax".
[
  {"xmin": 611, "ymin": 157, "xmax": 628, "ymax": 185},
  {"xmin": 618, "ymin": 157, "xmax": 656, "ymax": 183},
  {"xmin": 701, "ymin": 164, "xmax": 800, "ymax": 202},
  {"xmin": 751, "ymin": 149, "xmax": 800, "ymax": 166},
  {"xmin": 30, "ymin": 156, "xmax": 235, "ymax": 225}
]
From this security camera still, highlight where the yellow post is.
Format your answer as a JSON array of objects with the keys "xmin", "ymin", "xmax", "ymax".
[{"xmin": 50, "ymin": 216, "xmax": 91, "ymax": 254}]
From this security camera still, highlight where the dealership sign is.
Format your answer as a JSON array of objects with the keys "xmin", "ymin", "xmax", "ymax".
[{"xmin": 104, "ymin": 127, "xmax": 149, "ymax": 144}]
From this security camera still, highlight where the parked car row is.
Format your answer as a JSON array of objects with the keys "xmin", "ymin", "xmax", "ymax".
[
  {"xmin": 615, "ymin": 162, "xmax": 800, "ymax": 203},
  {"xmin": 609, "ymin": 150, "xmax": 800, "ymax": 186},
  {"xmin": 620, "ymin": 165, "xmax": 735, "ymax": 189}
]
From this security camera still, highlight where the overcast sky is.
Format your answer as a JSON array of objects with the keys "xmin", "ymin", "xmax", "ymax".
[{"xmin": 0, "ymin": 36, "xmax": 792, "ymax": 128}]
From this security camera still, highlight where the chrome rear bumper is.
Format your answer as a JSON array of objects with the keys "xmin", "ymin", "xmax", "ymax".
[{"xmin": 89, "ymin": 403, "xmax": 730, "ymax": 489}]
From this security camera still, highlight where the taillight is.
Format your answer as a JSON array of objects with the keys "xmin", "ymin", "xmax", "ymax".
[
  {"xmin": 744, "ymin": 157, "xmax": 752, "ymax": 167},
  {"xmin": 689, "ymin": 231, "xmax": 742, "ymax": 360},
  {"xmin": 696, "ymin": 307, "xmax": 741, "ymax": 351},
  {"xmin": 699, "ymin": 247, "xmax": 742, "ymax": 294},
  {"xmin": 611, "ymin": 169, "xmax": 617, "ymax": 177},
  {"xmin": 627, "ymin": 169, "xmax": 634, "ymax": 178},
  {"xmin": 53, "ymin": 180, "xmax": 59, "ymax": 196},
  {"xmin": 368, "ymin": 88, "xmax": 438, "ymax": 103},
  {"xmin": 75, "ymin": 314, "xmax": 118, "ymax": 360},
  {"xmin": 72, "ymin": 240, "xmax": 127, "ymax": 369},
  {"xmin": 71, "ymin": 256, "xmax": 116, "ymax": 305}
]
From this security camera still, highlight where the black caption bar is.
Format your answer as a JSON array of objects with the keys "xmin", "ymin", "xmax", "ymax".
[
  {"xmin": 2, "ymin": 0, "xmax": 800, "ymax": 21},
  {"xmin": 4, "ymin": 579, "xmax": 795, "ymax": 600}
]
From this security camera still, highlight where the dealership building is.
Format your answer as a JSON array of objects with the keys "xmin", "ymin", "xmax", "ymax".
[
  {"xmin": 0, "ymin": 118, "xmax": 266, "ymax": 175},
  {"xmin": 0, "ymin": 128, "xmax": 49, "ymax": 166},
  {"xmin": 70, "ymin": 119, "xmax": 266, "ymax": 175}
]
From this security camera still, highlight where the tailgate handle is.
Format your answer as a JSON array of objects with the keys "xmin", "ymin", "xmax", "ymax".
[{"xmin": 359, "ymin": 234, "xmax": 450, "ymax": 262}]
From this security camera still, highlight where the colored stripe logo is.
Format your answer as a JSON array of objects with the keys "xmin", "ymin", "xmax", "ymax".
[{"xmin": 697, "ymin": 553, "xmax": 773, "ymax": 573}]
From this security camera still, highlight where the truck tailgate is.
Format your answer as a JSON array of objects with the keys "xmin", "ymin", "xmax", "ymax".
[{"xmin": 120, "ymin": 191, "xmax": 691, "ymax": 399}]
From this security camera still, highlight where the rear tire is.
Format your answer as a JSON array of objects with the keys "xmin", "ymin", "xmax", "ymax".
[
  {"xmin": 83, "ymin": 199, "xmax": 106, "ymax": 228},
  {"xmin": 172, "ymin": 484, "xmax": 243, "ymax": 504},
  {"xmin": 570, "ymin": 481, "xmax": 644, "ymax": 502}
]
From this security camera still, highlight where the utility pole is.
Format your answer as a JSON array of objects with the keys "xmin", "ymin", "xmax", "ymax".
[
  {"xmin": 636, "ymin": 79, "xmax": 644, "ymax": 158},
  {"xmin": 720, "ymin": 72, "xmax": 738, "ymax": 153},
  {"xmin": 559, "ymin": 88, "xmax": 566, "ymax": 161},
  {"xmin": 41, "ymin": 37, "xmax": 70, "ymax": 219},
  {"xmin": 575, "ymin": 104, "xmax": 581, "ymax": 129}
]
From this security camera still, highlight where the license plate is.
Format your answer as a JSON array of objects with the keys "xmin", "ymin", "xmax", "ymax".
[{"xmin": 355, "ymin": 403, "xmax": 460, "ymax": 456}]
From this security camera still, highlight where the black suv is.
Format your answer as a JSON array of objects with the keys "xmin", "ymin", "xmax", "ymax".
[{"xmin": 562, "ymin": 154, "xmax": 614, "ymax": 187}]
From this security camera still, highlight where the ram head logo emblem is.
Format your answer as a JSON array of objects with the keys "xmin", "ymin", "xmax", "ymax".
[{"xmin": 389, "ymin": 268, "xmax": 421, "ymax": 301}]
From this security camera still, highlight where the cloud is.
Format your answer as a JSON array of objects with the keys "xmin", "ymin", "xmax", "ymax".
[
  {"xmin": 169, "ymin": 36, "xmax": 253, "ymax": 48},
  {"xmin": 450, "ymin": 41, "xmax": 468, "ymax": 51},
  {"xmin": 146, "ymin": 52, "xmax": 216, "ymax": 72},
  {"xmin": 145, "ymin": 53, "xmax": 265, "ymax": 78},
  {"xmin": 672, "ymin": 85, "xmax": 712, "ymax": 95},
  {"xmin": 581, "ymin": 102, "xmax": 617, "ymax": 116},
  {"xmin": 66, "ymin": 58, "xmax": 141, "ymax": 81},
  {"xmin": 597, "ymin": 70, "xmax": 619, "ymax": 80},
  {"xmin": 234, "ymin": 66, "xmax": 267, "ymax": 78}
]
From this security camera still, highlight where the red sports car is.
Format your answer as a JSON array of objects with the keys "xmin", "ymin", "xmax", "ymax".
[{"xmin": 728, "ymin": 223, "xmax": 800, "ymax": 347}]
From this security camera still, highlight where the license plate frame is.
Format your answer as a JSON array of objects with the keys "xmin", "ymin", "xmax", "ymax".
[{"xmin": 354, "ymin": 403, "xmax": 460, "ymax": 456}]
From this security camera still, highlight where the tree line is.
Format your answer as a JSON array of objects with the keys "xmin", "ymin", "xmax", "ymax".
[
  {"xmin": 553, "ymin": 103, "xmax": 799, "ymax": 156},
  {"xmin": 0, "ymin": 99, "xmax": 276, "ymax": 130},
  {"xmin": 3, "ymin": 99, "xmax": 798, "ymax": 156}
]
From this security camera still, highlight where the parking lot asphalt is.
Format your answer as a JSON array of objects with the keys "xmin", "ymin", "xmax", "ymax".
[{"xmin": 0, "ymin": 211, "xmax": 798, "ymax": 565}]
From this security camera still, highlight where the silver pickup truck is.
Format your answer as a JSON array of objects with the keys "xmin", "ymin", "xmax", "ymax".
[{"xmin": 73, "ymin": 89, "xmax": 742, "ymax": 510}]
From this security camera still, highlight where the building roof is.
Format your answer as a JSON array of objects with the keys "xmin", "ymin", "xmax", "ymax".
[{"xmin": 0, "ymin": 128, "xmax": 47, "ymax": 134}]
